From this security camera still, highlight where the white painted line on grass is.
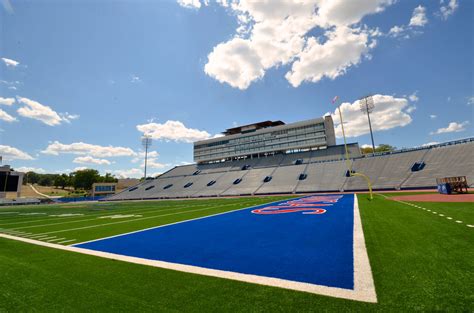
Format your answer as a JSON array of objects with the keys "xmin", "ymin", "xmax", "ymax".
[
  {"xmin": 39, "ymin": 236, "xmax": 57, "ymax": 241},
  {"xmin": 455, "ymin": 220, "xmax": 463, "ymax": 224},
  {"xmin": 447, "ymin": 217, "xmax": 453, "ymax": 220},
  {"xmin": 47, "ymin": 237, "xmax": 66, "ymax": 242},
  {"xmin": 57, "ymin": 239, "xmax": 76, "ymax": 244},
  {"xmin": 467, "ymin": 225, "xmax": 474, "ymax": 228},
  {"xmin": 29, "ymin": 235, "xmax": 51, "ymax": 239}
]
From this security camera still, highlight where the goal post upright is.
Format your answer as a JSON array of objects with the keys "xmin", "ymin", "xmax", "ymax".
[{"xmin": 332, "ymin": 96, "xmax": 374, "ymax": 200}]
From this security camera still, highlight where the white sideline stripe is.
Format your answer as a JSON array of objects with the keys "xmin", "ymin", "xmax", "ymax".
[
  {"xmin": 384, "ymin": 195, "xmax": 471, "ymax": 229},
  {"xmin": 0, "ymin": 195, "xmax": 377, "ymax": 303},
  {"xmin": 29, "ymin": 201, "xmax": 259, "ymax": 237}
]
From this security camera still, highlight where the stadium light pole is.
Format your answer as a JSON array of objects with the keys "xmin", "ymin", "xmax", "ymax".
[
  {"xmin": 359, "ymin": 95, "xmax": 376, "ymax": 155},
  {"xmin": 141, "ymin": 135, "xmax": 152, "ymax": 179},
  {"xmin": 332, "ymin": 96, "xmax": 373, "ymax": 200}
]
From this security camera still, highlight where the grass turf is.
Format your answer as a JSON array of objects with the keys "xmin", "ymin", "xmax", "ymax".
[
  {"xmin": 0, "ymin": 196, "xmax": 294, "ymax": 244},
  {"xmin": 0, "ymin": 194, "xmax": 473, "ymax": 311}
]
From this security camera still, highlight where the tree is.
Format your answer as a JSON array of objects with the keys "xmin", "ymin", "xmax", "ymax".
[
  {"xmin": 38, "ymin": 175, "xmax": 54, "ymax": 186},
  {"xmin": 54, "ymin": 174, "xmax": 70, "ymax": 189},
  {"xmin": 361, "ymin": 144, "xmax": 396, "ymax": 155},
  {"xmin": 101, "ymin": 172, "xmax": 118, "ymax": 183},
  {"xmin": 73, "ymin": 169, "xmax": 101, "ymax": 190}
]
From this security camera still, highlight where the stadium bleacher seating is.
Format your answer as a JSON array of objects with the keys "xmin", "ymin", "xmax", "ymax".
[{"xmin": 106, "ymin": 139, "xmax": 474, "ymax": 201}]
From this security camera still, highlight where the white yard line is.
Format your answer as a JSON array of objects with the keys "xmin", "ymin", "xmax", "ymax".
[
  {"xmin": 39, "ymin": 236, "xmax": 57, "ymax": 241},
  {"xmin": 28, "ymin": 235, "xmax": 51, "ymax": 239},
  {"xmin": 57, "ymin": 239, "xmax": 77, "ymax": 244},
  {"xmin": 47, "ymin": 238, "xmax": 66, "ymax": 242},
  {"xmin": 0, "ymin": 194, "xmax": 377, "ymax": 303}
]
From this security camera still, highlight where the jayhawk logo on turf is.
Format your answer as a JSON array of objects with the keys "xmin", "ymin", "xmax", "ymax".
[{"xmin": 251, "ymin": 196, "xmax": 342, "ymax": 215}]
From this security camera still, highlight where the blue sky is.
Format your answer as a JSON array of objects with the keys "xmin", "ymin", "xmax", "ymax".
[{"xmin": 0, "ymin": 0, "xmax": 472, "ymax": 177}]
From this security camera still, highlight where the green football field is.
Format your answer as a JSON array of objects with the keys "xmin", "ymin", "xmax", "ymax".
[{"xmin": 0, "ymin": 194, "xmax": 473, "ymax": 312}]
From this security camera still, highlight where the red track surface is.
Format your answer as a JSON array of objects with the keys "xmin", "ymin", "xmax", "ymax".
[{"xmin": 391, "ymin": 194, "xmax": 474, "ymax": 203}]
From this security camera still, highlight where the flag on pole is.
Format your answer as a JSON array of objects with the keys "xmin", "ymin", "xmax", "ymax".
[{"xmin": 332, "ymin": 96, "xmax": 339, "ymax": 104}]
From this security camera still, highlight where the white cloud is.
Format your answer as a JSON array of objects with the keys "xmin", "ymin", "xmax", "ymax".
[
  {"xmin": 406, "ymin": 105, "xmax": 416, "ymax": 113},
  {"xmin": 73, "ymin": 156, "xmax": 112, "ymax": 166},
  {"xmin": 113, "ymin": 168, "xmax": 143, "ymax": 179},
  {"xmin": 73, "ymin": 166, "xmax": 89, "ymax": 172},
  {"xmin": 60, "ymin": 112, "xmax": 80, "ymax": 123},
  {"xmin": 361, "ymin": 144, "xmax": 379, "ymax": 149},
  {"xmin": 15, "ymin": 166, "xmax": 46, "ymax": 173},
  {"xmin": 1, "ymin": 0, "xmax": 14, "ymax": 14},
  {"xmin": 408, "ymin": 91, "xmax": 419, "ymax": 102},
  {"xmin": 199, "ymin": 0, "xmax": 395, "ymax": 89},
  {"xmin": 421, "ymin": 142, "xmax": 439, "ymax": 147},
  {"xmin": 438, "ymin": 0, "xmax": 458, "ymax": 20},
  {"xmin": 388, "ymin": 25, "xmax": 406, "ymax": 37},
  {"xmin": 0, "ymin": 80, "xmax": 21, "ymax": 90},
  {"xmin": 409, "ymin": 6, "xmax": 428, "ymax": 27},
  {"xmin": 430, "ymin": 121, "xmax": 469, "ymax": 135},
  {"xmin": 142, "ymin": 158, "xmax": 169, "ymax": 169},
  {"xmin": 136, "ymin": 120, "xmax": 211, "ymax": 143},
  {"xmin": 204, "ymin": 38, "xmax": 265, "ymax": 90},
  {"xmin": 467, "ymin": 96, "xmax": 474, "ymax": 105},
  {"xmin": 130, "ymin": 75, "xmax": 142, "ymax": 83},
  {"xmin": 0, "ymin": 145, "xmax": 34, "ymax": 160},
  {"xmin": 16, "ymin": 96, "xmax": 78, "ymax": 126},
  {"xmin": 389, "ymin": 6, "xmax": 428, "ymax": 39},
  {"xmin": 1, "ymin": 57, "xmax": 19, "ymax": 67},
  {"xmin": 42, "ymin": 141, "xmax": 136, "ymax": 158},
  {"xmin": 430, "ymin": 114, "xmax": 437, "ymax": 119},
  {"xmin": 0, "ymin": 109, "xmax": 17, "ymax": 122},
  {"xmin": 331, "ymin": 94, "xmax": 413, "ymax": 138},
  {"xmin": 286, "ymin": 26, "xmax": 373, "ymax": 87},
  {"xmin": 177, "ymin": 0, "xmax": 201, "ymax": 9},
  {"xmin": 0, "ymin": 97, "xmax": 15, "ymax": 106},
  {"xmin": 131, "ymin": 151, "xmax": 160, "ymax": 163}
]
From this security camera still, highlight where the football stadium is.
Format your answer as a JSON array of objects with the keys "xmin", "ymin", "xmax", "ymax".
[
  {"xmin": 1, "ymin": 1, "xmax": 473, "ymax": 312},
  {"xmin": 1, "ymin": 115, "xmax": 473, "ymax": 311}
]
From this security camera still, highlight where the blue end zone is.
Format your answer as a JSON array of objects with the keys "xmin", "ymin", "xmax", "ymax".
[{"xmin": 76, "ymin": 194, "xmax": 355, "ymax": 290}]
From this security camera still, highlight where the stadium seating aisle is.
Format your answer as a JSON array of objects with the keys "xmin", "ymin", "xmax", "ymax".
[
  {"xmin": 255, "ymin": 164, "xmax": 305, "ymax": 194},
  {"xmin": 402, "ymin": 143, "xmax": 474, "ymax": 188}
]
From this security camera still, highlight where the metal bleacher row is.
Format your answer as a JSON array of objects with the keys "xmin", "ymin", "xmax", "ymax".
[{"xmin": 106, "ymin": 138, "xmax": 474, "ymax": 201}]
